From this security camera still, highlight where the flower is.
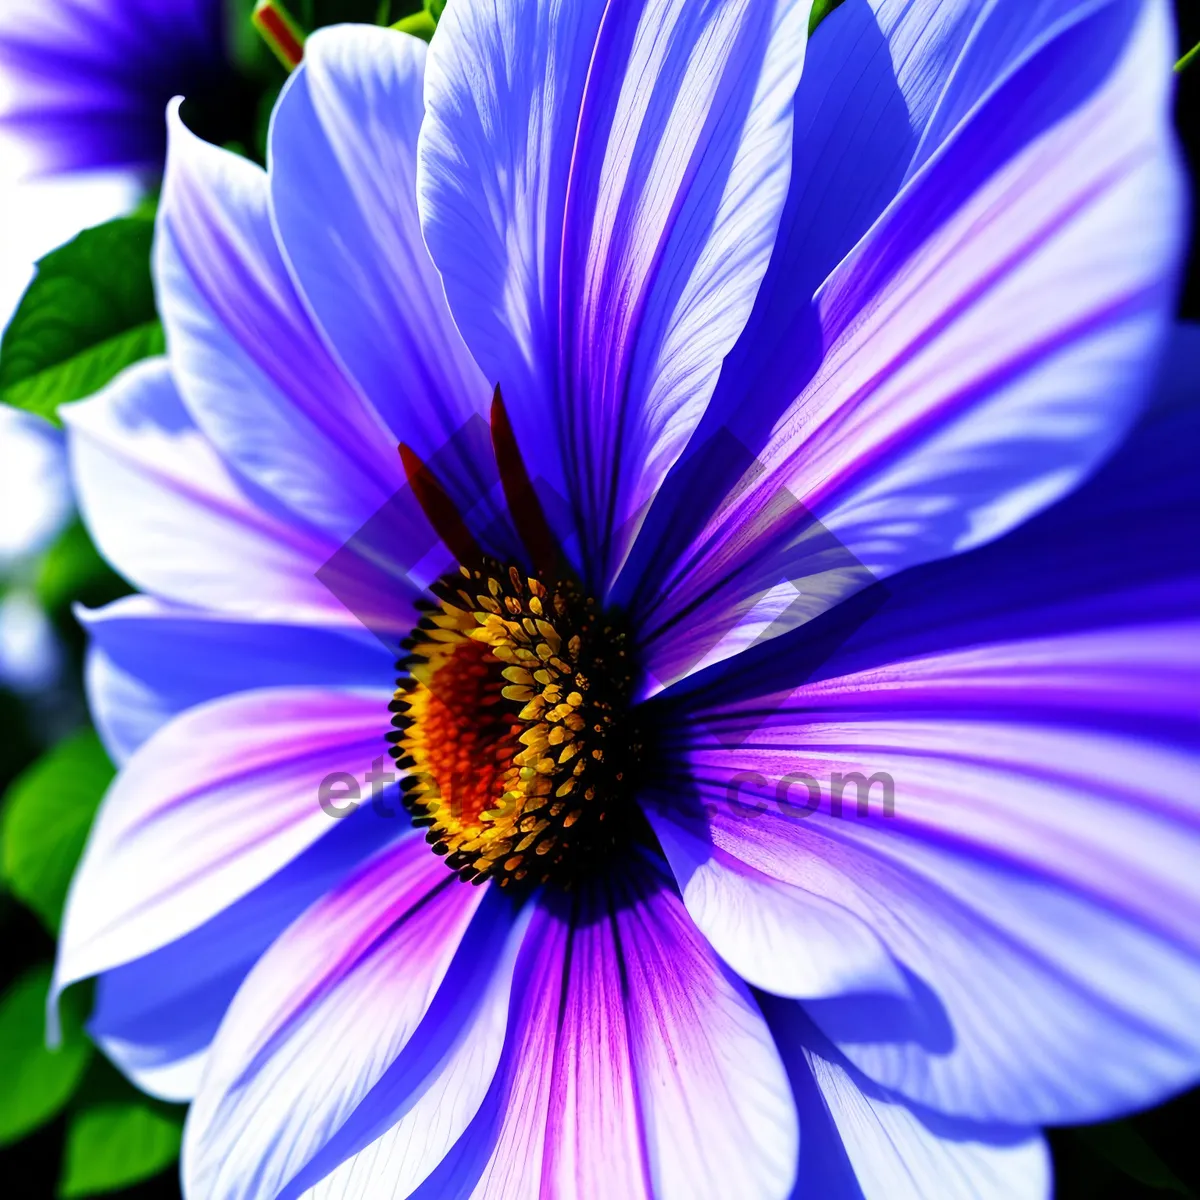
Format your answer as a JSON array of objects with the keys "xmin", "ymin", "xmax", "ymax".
[
  {"xmin": 55, "ymin": 2, "xmax": 1200, "ymax": 1197},
  {"xmin": 0, "ymin": 408, "xmax": 71, "ymax": 565},
  {"xmin": 0, "ymin": 408, "xmax": 72, "ymax": 692},
  {"xmin": 0, "ymin": 0, "xmax": 227, "ymax": 175}
]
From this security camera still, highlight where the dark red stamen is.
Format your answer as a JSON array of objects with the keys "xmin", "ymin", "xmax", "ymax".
[
  {"xmin": 399, "ymin": 444, "xmax": 482, "ymax": 567},
  {"xmin": 490, "ymin": 386, "xmax": 559, "ymax": 577}
]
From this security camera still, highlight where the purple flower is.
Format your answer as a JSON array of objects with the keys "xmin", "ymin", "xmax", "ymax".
[
  {"xmin": 55, "ymin": 2, "xmax": 1200, "ymax": 1197},
  {"xmin": 0, "ymin": 0, "xmax": 226, "ymax": 174}
]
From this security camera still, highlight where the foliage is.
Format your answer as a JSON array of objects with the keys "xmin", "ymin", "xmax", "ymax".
[
  {"xmin": 36, "ymin": 521, "xmax": 129, "ymax": 616},
  {"xmin": 0, "ymin": 217, "xmax": 162, "ymax": 427},
  {"xmin": 809, "ymin": 0, "xmax": 847, "ymax": 36},
  {"xmin": 59, "ymin": 1103, "xmax": 184, "ymax": 1198},
  {"xmin": 1, "ymin": 730, "xmax": 114, "ymax": 933},
  {"xmin": 0, "ymin": 967, "xmax": 91, "ymax": 1147},
  {"xmin": 1071, "ymin": 1122, "xmax": 1195, "ymax": 1196}
]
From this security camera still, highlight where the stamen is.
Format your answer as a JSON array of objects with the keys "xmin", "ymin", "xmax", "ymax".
[
  {"xmin": 390, "ymin": 560, "xmax": 641, "ymax": 890},
  {"xmin": 399, "ymin": 444, "xmax": 483, "ymax": 567},
  {"xmin": 490, "ymin": 386, "xmax": 559, "ymax": 577},
  {"xmin": 252, "ymin": 0, "xmax": 306, "ymax": 71}
]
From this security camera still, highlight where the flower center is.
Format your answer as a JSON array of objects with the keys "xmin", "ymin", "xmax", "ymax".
[{"xmin": 388, "ymin": 560, "xmax": 640, "ymax": 890}]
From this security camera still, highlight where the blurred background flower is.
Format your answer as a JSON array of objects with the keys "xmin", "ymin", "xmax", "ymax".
[
  {"xmin": 0, "ymin": 407, "xmax": 71, "ymax": 696},
  {"xmin": 0, "ymin": 407, "xmax": 71, "ymax": 566},
  {"xmin": 0, "ymin": 0, "xmax": 229, "ymax": 177}
]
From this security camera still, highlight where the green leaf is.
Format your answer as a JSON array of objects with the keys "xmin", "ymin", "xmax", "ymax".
[
  {"xmin": 58, "ymin": 1102, "xmax": 183, "ymax": 1198},
  {"xmin": 394, "ymin": 10, "xmax": 435, "ymax": 37},
  {"xmin": 130, "ymin": 191, "xmax": 160, "ymax": 222},
  {"xmin": 0, "ymin": 325, "xmax": 165, "ymax": 423},
  {"xmin": 0, "ymin": 966, "xmax": 92, "ymax": 1146},
  {"xmin": 0, "ymin": 216, "xmax": 162, "ymax": 426},
  {"xmin": 1073, "ymin": 1121, "xmax": 1194, "ymax": 1195},
  {"xmin": 391, "ymin": 0, "xmax": 440, "ymax": 37},
  {"xmin": 809, "ymin": 0, "xmax": 846, "ymax": 35},
  {"xmin": 1, "ymin": 729, "xmax": 114, "ymax": 933},
  {"xmin": 35, "ymin": 520, "xmax": 128, "ymax": 614}
]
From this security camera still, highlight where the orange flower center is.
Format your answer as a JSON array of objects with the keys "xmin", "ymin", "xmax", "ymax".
[{"xmin": 389, "ymin": 561, "xmax": 640, "ymax": 889}]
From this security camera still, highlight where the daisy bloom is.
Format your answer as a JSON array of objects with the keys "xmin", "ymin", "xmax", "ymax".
[{"xmin": 55, "ymin": 1, "xmax": 1200, "ymax": 1197}]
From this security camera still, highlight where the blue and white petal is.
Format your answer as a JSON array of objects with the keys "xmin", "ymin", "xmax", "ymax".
[
  {"xmin": 269, "ymin": 26, "xmax": 494, "ymax": 506},
  {"xmin": 624, "ymin": 0, "xmax": 1184, "ymax": 689},
  {"xmin": 158, "ymin": 104, "xmax": 401, "ymax": 542},
  {"xmin": 56, "ymin": 686, "xmax": 393, "ymax": 997},
  {"xmin": 80, "ymin": 595, "xmax": 392, "ymax": 763},
  {"xmin": 419, "ymin": 0, "xmax": 815, "ymax": 580}
]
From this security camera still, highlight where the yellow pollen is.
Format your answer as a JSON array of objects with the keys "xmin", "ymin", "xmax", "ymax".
[{"xmin": 389, "ymin": 561, "xmax": 638, "ymax": 889}]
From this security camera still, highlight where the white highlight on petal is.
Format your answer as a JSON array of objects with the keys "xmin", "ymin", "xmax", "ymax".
[{"xmin": 653, "ymin": 811, "xmax": 910, "ymax": 1001}]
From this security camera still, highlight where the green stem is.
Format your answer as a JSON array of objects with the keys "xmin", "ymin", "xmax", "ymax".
[{"xmin": 1176, "ymin": 39, "xmax": 1200, "ymax": 73}]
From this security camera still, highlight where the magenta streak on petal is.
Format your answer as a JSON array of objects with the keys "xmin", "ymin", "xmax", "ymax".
[
  {"xmin": 640, "ymin": 153, "xmax": 1151, "ymax": 651},
  {"xmin": 609, "ymin": 863, "xmax": 797, "ymax": 1200},
  {"xmin": 407, "ymin": 859, "xmax": 794, "ymax": 1200},
  {"xmin": 83, "ymin": 742, "xmax": 388, "ymax": 949},
  {"xmin": 553, "ymin": 0, "xmax": 619, "ymax": 567},
  {"xmin": 558, "ymin": 3, "xmax": 749, "ymax": 575},
  {"xmin": 786, "ymin": 165, "xmax": 1154, "ymax": 522},
  {"xmin": 680, "ymin": 717, "xmax": 1200, "ymax": 955},
  {"xmin": 121, "ymin": 725, "xmax": 380, "ymax": 835},
  {"xmin": 229, "ymin": 853, "xmax": 459, "ymax": 1092},
  {"xmin": 539, "ymin": 891, "xmax": 654, "ymax": 1197},
  {"xmin": 166, "ymin": 160, "xmax": 397, "ymax": 503},
  {"xmin": 114, "ymin": 752, "xmax": 384, "ymax": 898},
  {"xmin": 554, "ymin": 0, "xmax": 802, "ymax": 587},
  {"xmin": 182, "ymin": 831, "xmax": 491, "ymax": 1200}
]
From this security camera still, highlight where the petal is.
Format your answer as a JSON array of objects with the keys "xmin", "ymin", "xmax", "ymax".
[
  {"xmin": 55, "ymin": 685, "xmax": 395, "ymax": 997},
  {"xmin": 413, "ymin": 859, "xmax": 797, "ymax": 1200},
  {"xmin": 158, "ymin": 102, "xmax": 401, "ymax": 540},
  {"xmin": 183, "ymin": 836, "xmax": 512, "ymax": 1200},
  {"xmin": 664, "ymin": 317, "xmax": 1200, "ymax": 705},
  {"xmin": 419, "ymin": 0, "xmax": 813, "ymax": 579},
  {"xmin": 648, "ymin": 806, "xmax": 909, "ymax": 1001},
  {"xmin": 662, "ymin": 729, "xmax": 1200, "ymax": 1124},
  {"xmin": 766, "ymin": 1001, "xmax": 1050, "ymax": 1200},
  {"xmin": 273, "ymin": 905, "xmax": 529, "ymax": 1200},
  {"xmin": 624, "ymin": 0, "xmax": 1184, "ymax": 688},
  {"xmin": 62, "ymin": 358, "xmax": 349, "ymax": 624},
  {"xmin": 268, "ymin": 25, "xmax": 496, "ymax": 511},
  {"xmin": 80, "ymin": 595, "xmax": 392, "ymax": 763},
  {"xmin": 610, "ymin": 866, "xmax": 798, "ymax": 1200},
  {"xmin": 652, "ymin": 378, "xmax": 1200, "ymax": 1123},
  {"xmin": 410, "ymin": 888, "xmax": 652, "ymax": 1200},
  {"xmin": 87, "ymin": 803, "xmax": 400, "ymax": 1102},
  {"xmin": 766, "ymin": 0, "xmax": 1122, "ymax": 321},
  {"xmin": 717, "ymin": 0, "xmax": 993, "ymax": 349},
  {"xmin": 64, "ymin": 358, "xmax": 421, "ymax": 642}
]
